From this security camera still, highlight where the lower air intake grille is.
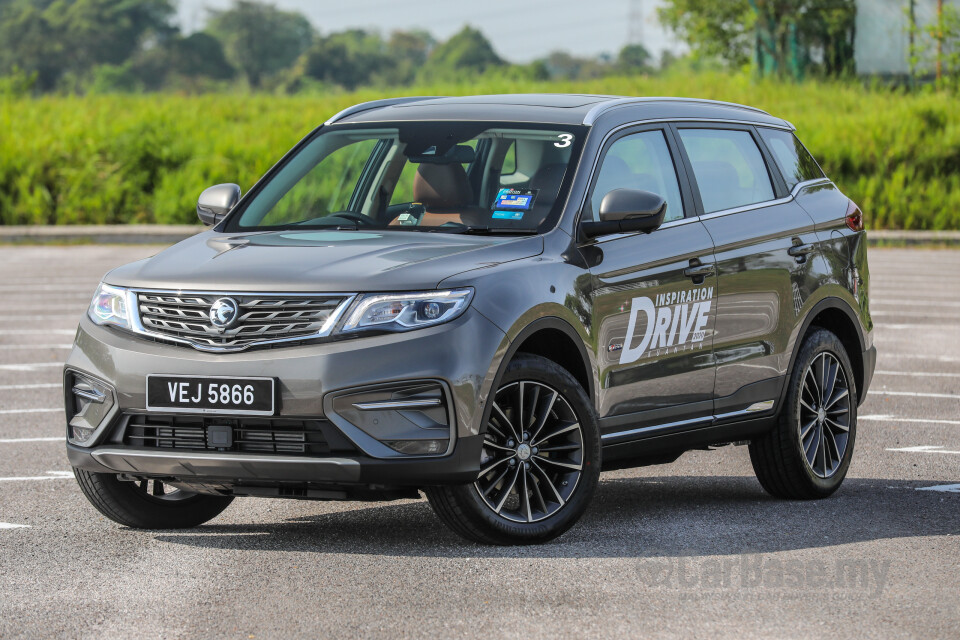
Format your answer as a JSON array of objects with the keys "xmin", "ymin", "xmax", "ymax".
[{"xmin": 122, "ymin": 414, "xmax": 353, "ymax": 456}]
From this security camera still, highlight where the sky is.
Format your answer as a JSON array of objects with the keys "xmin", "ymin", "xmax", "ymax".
[{"xmin": 176, "ymin": 0, "xmax": 684, "ymax": 63}]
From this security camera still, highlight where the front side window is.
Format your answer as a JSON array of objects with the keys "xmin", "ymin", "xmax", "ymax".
[
  {"xmin": 228, "ymin": 123, "xmax": 586, "ymax": 235},
  {"xmin": 678, "ymin": 128, "xmax": 775, "ymax": 214},
  {"xmin": 757, "ymin": 128, "xmax": 825, "ymax": 190},
  {"xmin": 586, "ymin": 130, "xmax": 685, "ymax": 223}
]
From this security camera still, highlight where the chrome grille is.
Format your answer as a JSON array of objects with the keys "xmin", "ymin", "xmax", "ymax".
[{"xmin": 134, "ymin": 291, "xmax": 350, "ymax": 351}]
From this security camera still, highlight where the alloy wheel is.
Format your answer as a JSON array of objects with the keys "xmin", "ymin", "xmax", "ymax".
[
  {"xmin": 798, "ymin": 352, "xmax": 852, "ymax": 478},
  {"xmin": 474, "ymin": 381, "xmax": 583, "ymax": 523}
]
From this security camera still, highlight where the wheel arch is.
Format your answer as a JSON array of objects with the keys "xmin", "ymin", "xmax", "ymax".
[
  {"xmin": 480, "ymin": 318, "xmax": 595, "ymax": 440},
  {"xmin": 783, "ymin": 297, "xmax": 867, "ymax": 407}
]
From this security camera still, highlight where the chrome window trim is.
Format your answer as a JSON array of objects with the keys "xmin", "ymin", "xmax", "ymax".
[
  {"xmin": 580, "ymin": 159, "xmax": 832, "ymax": 245},
  {"xmin": 582, "ymin": 99, "xmax": 772, "ymax": 126},
  {"xmin": 121, "ymin": 288, "xmax": 357, "ymax": 353},
  {"xmin": 696, "ymin": 177, "xmax": 832, "ymax": 221},
  {"xmin": 574, "ymin": 118, "xmax": 797, "ymax": 238}
]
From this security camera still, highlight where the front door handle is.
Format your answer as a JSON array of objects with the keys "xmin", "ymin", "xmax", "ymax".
[{"xmin": 683, "ymin": 261, "xmax": 715, "ymax": 283}]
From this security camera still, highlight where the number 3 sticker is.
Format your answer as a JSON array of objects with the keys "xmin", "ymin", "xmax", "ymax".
[{"xmin": 554, "ymin": 134, "xmax": 573, "ymax": 148}]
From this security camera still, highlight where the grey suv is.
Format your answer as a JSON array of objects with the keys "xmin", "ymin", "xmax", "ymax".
[{"xmin": 66, "ymin": 95, "xmax": 875, "ymax": 544}]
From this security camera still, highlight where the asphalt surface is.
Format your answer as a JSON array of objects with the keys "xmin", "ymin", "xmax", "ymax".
[{"xmin": 0, "ymin": 245, "xmax": 957, "ymax": 639}]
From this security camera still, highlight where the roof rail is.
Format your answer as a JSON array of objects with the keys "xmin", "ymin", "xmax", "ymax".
[
  {"xmin": 324, "ymin": 97, "xmax": 444, "ymax": 125},
  {"xmin": 581, "ymin": 97, "xmax": 771, "ymax": 126}
]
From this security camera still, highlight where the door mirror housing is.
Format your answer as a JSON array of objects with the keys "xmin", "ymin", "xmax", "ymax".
[
  {"xmin": 581, "ymin": 189, "xmax": 667, "ymax": 239},
  {"xmin": 197, "ymin": 183, "xmax": 241, "ymax": 226}
]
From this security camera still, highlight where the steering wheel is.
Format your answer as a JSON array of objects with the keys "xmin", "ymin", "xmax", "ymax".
[{"xmin": 328, "ymin": 211, "xmax": 378, "ymax": 227}]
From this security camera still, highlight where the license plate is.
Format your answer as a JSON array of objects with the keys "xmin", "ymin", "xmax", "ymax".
[{"xmin": 146, "ymin": 375, "xmax": 275, "ymax": 415}]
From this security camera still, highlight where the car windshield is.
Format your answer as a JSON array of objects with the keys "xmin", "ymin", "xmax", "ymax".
[{"xmin": 226, "ymin": 122, "xmax": 586, "ymax": 235}]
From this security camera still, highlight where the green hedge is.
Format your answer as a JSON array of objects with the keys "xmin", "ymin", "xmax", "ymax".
[{"xmin": 2, "ymin": 73, "xmax": 958, "ymax": 229}]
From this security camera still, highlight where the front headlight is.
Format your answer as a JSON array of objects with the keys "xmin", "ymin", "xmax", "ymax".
[
  {"xmin": 339, "ymin": 289, "xmax": 474, "ymax": 333},
  {"xmin": 88, "ymin": 283, "xmax": 132, "ymax": 330}
]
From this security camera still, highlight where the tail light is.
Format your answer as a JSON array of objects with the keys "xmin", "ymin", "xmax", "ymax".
[{"xmin": 845, "ymin": 200, "xmax": 864, "ymax": 232}]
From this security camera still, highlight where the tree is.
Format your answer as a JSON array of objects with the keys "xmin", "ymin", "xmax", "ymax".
[
  {"xmin": 423, "ymin": 26, "xmax": 504, "ymax": 78},
  {"xmin": 538, "ymin": 51, "xmax": 610, "ymax": 80},
  {"xmin": 0, "ymin": 0, "xmax": 175, "ymax": 91},
  {"xmin": 302, "ymin": 30, "xmax": 393, "ymax": 90},
  {"xmin": 168, "ymin": 33, "xmax": 235, "ymax": 81},
  {"xmin": 658, "ymin": 0, "xmax": 755, "ymax": 68},
  {"xmin": 617, "ymin": 44, "xmax": 652, "ymax": 73},
  {"xmin": 207, "ymin": 1, "xmax": 313, "ymax": 89},
  {"xmin": 387, "ymin": 29, "xmax": 434, "ymax": 83},
  {"xmin": 658, "ymin": 0, "xmax": 857, "ymax": 79}
]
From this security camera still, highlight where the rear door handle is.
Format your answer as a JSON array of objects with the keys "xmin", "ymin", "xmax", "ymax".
[
  {"xmin": 683, "ymin": 262, "xmax": 715, "ymax": 282},
  {"xmin": 788, "ymin": 241, "xmax": 816, "ymax": 262}
]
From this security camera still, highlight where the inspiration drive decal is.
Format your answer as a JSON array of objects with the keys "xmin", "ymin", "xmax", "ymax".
[{"xmin": 617, "ymin": 287, "xmax": 714, "ymax": 364}]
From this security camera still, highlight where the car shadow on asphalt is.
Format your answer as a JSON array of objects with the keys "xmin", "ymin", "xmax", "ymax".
[{"xmin": 151, "ymin": 475, "xmax": 959, "ymax": 558}]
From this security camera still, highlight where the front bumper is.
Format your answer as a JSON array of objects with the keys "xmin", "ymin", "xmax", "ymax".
[
  {"xmin": 65, "ymin": 308, "xmax": 508, "ymax": 490},
  {"xmin": 66, "ymin": 436, "xmax": 484, "ymax": 488}
]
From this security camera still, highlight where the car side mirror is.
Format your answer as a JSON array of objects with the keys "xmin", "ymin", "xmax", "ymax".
[
  {"xmin": 197, "ymin": 183, "xmax": 241, "ymax": 226},
  {"xmin": 581, "ymin": 189, "xmax": 667, "ymax": 239}
]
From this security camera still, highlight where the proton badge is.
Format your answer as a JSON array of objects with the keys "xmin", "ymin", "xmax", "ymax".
[{"xmin": 209, "ymin": 297, "xmax": 240, "ymax": 332}]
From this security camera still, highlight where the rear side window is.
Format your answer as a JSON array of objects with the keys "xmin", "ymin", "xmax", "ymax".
[
  {"xmin": 678, "ymin": 129, "xmax": 775, "ymax": 214},
  {"xmin": 588, "ymin": 130, "xmax": 685, "ymax": 223},
  {"xmin": 758, "ymin": 128, "xmax": 825, "ymax": 190}
]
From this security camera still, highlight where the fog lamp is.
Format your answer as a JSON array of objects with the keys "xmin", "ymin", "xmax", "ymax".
[{"xmin": 383, "ymin": 439, "xmax": 448, "ymax": 455}]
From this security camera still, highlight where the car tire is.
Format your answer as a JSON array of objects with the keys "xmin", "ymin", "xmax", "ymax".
[
  {"xmin": 73, "ymin": 468, "xmax": 234, "ymax": 529},
  {"xmin": 749, "ymin": 328, "xmax": 858, "ymax": 499},
  {"xmin": 425, "ymin": 353, "xmax": 601, "ymax": 545}
]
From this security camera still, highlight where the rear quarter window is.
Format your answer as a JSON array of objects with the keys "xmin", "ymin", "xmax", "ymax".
[{"xmin": 757, "ymin": 128, "xmax": 825, "ymax": 190}]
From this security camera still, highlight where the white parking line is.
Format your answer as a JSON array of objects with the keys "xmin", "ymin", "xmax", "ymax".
[
  {"xmin": 871, "ymin": 299, "xmax": 960, "ymax": 308},
  {"xmin": 0, "ymin": 285, "xmax": 93, "ymax": 292},
  {"xmin": 875, "ymin": 371, "xmax": 960, "ymax": 378},
  {"xmin": 887, "ymin": 446, "xmax": 960, "ymax": 454},
  {"xmin": 0, "ymin": 363, "xmax": 62, "ymax": 372},
  {"xmin": 878, "ymin": 324, "xmax": 954, "ymax": 330},
  {"xmin": 883, "ymin": 354, "xmax": 960, "ymax": 364},
  {"xmin": 0, "ymin": 383, "xmax": 61, "ymax": 391},
  {"xmin": 870, "ymin": 310, "xmax": 956, "ymax": 319},
  {"xmin": 0, "ymin": 408, "xmax": 61, "ymax": 415},
  {"xmin": 0, "ymin": 471, "xmax": 72, "ymax": 482},
  {"xmin": 0, "ymin": 307, "xmax": 86, "ymax": 313},
  {"xmin": 0, "ymin": 437, "xmax": 64, "ymax": 443},
  {"xmin": 0, "ymin": 330, "xmax": 75, "ymax": 336},
  {"xmin": 0, "ymin": 523, "xmax": 30, "ymax": 529},
  {"xmin": 861, "ymin": 415, "xmax": 960, "ymax": 426},
  {"xmin": 0, "ymin": 315, "xmax": 79, "ymax": 321},
  {"xmin": 0, "ymin": 344, "xmax": 72, "ymax": 350},
  {"xmin": 873, "ymin": 390, "xmax": 960, "ymax": 400},
  {"xmin": 917, "ymin": 484, "xmax": 960, "ymax": 493}
]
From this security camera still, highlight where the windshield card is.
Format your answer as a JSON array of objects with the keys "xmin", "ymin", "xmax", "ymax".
[
  {"xmin": 492, "ymin": 210, "xmax": 525, "ymax": 220},
  {"xmin": 494, "ymin": 188, "xmax": 538, "ymax": 211}
]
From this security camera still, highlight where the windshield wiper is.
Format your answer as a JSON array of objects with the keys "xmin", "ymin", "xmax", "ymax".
[{"xmin": 426, "ymin": 226, "xmax": 539, "ymax": 236}]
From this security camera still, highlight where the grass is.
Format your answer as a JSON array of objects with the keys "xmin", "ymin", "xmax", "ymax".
[{"xmin": 2, "ymin": 72, "xmax": 958, "ymax": 229}]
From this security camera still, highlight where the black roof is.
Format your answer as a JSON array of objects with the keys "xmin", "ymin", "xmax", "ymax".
[{"xmin": 327, "ymin": 94, "xmax": 793, "ymax": 129}]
